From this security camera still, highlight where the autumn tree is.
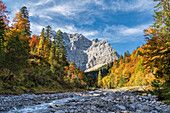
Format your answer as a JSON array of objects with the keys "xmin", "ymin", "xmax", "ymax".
[
  {"xmin": 13, "ymin": 6, "xmax": 31, "ymax": 52},
  {"xmin": 29, "ymin": 34, "xmax": 39, "ymax": 54},
  {"xmin": 143, "ymin": 0, "xmax": 170, "ymax": 100},
  {"xmin": 44, "ymin": 25, "xmax": 52, "ymax": 58},
  {"xmin": 0, "ymin": 1, "xmax": 9, "ymax": 68},
  {"xmin": 5, "ymin": 29, "xmax": 28, "ymax": 81}
]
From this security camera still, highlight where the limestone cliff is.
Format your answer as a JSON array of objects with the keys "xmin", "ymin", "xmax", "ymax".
[{"xmin": 61, "ymin": 32, "xmax": 119, "ymax": 71}]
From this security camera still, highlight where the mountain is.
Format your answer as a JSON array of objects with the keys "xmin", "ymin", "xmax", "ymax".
[
  {"xmin": 62, "ymin": 32, "xmax": 119, "ymax": 71},
  {"xmin": 53, "ymin": 31, "xmax": 119, "ymax": 71}
]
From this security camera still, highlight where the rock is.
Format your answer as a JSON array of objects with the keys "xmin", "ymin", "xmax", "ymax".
[
  {"xmin": 148, "ymin": 94, "xmax": 152, "ymax": 97},
  {"xmin": 142, "ymin": 93, "xmax": 147, "ymax": 96},
  {"xmin": 136, "ymin": 110, "xmax": 142, "ymax": 113},
  {"xmin": 121, "ymin": 111, "xmax": 129, "ymax": 113},
  {"xmin": 117, "ymin": 105, "xmax": 126, "ymax": 110},
  {"xmin": 151, "ymin": 110, "xmax": 158, "ymax": 113},
  {"xmin": 50, "ymin": 109, "xmax": 56, "ymax": 112},
  {"xmin": 41, "ymin": 97, "xmax": 46, "ymax": 100},
  {"xmin": 155, "ymin": 106, "xmax": 161, "ymax": 111},
  {"xmin": 141, "ymin": 105, "xmax": 149, "ymax": 111}
]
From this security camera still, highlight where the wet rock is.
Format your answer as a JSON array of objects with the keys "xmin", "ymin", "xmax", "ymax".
[
  {"xmin": 50, "ymin": 109, "xmax": 56, "ymax": 112},
  {"xmin": 117, "ymin": 105, "xmax": 126, "ymax": 110}
]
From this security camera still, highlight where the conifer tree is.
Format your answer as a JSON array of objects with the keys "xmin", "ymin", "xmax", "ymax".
[
  {"xmin": 55, "ymin": 30, "xmax": 65, "ymax": 63},
  {"xmin": 5, "ymin": 29, "xmax": 28, "ymax": 81},
  {"xmin": 13, "ymin": 6, "xmax": 31, "ymax": 52},
  {"xmin": 0, "ymin": 1, "xmax": 9, "ymax": 68},
  {"xmin": 97, "ymin": 70, "xmax": 102, "ymax": 87},
  {"xmin": 38, "ymin": 28, "xmax": 45, "ymax": 56},
  {"xmin": 49, "ymin": 40, "xmax": 56, "ymax": 73},
  {"xmin": 109, "ymin": 74, "xmax": 114, "ymax": 88}
]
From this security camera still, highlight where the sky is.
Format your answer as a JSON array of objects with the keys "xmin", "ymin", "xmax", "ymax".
[{"xmin": 4, "ymin": 0, "xmax": 156, "ymax": 55}]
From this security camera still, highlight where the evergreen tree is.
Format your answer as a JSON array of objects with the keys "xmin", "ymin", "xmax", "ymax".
[
  {"xmin": 38, "ymin": 28, "xmax": 45, "ymax": 56},
  {"xmin": 44, "ymin": 26, "xmax": 52, "ymax": 58},
  {"xmin": 5, "ymin": 30, "xmax": 28, "ymax": 81},
  {"xmin": 49, "ymin": 41, "xmax": 56, "ymax": 73},
  {"xmin": 118, "ymin": 75, "xmax": 125, "ymax": 87},
  {"xmin": 13, "ymin": 6, "xmax": 31, "ymax": 53},
  {"xmin": 0, "ymin": 17, "xmax": 5, "ymax": 68},
  {"xmin": 97, "ymin": 70, "xmax": 102, "ymax": 87},
  {"xmin": 109, "ymin": 74, "xmax": 114, "ymax": 88},
  {"xmin": 55, "ymin": 30, "xmax": 65, "ymax": 63},
  {"xmin": 0, "ymin": 1, "xmax": 9, "ymax": 68}
]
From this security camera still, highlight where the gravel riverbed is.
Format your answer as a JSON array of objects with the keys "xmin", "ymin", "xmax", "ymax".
[{"xmin": 0, "ymin": 88, "xmax": 170, "ymax": 113}]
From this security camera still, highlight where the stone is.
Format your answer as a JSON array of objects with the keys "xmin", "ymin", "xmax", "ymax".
[
  {"xmin": 41, "ymin": 97, "xmax": 46, "ymax": 100},
  {"xmin": 155, "ymin": 106, "xmax": 161, "ymax": 111},
  {"xmin": 50, "ymin": 109, "xmax": 56, "ymax": 112},
  {"xmin": 142, "ymin": 93, "xmax": 147, "ymax": 96},
  {"xmin": 148, "ymin": 94, "xmax": 152, "ymax": 97},
  {"xmin": 117, "ymin": 105, "xmax": 126, "ymax": 110},
  {"xmin": 136, "ymin": 110, "xmax": 142, "ymax": 113},
  {"xmin": 121, "ymin": 111, "xmax": 128, "ymax": 113}
]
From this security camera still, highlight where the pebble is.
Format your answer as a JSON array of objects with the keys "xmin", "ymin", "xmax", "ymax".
[{"xmin": 0, "ymin": 88, "xmax": 170, "ymax": 113}]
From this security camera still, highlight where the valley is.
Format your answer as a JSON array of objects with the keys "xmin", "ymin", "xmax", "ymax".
[{"xmin": 0, "ymin": 0, "xmax": 169, "ymax": 112}]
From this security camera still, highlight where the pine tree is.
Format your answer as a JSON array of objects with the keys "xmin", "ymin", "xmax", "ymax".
[
  {"xmin": 49, "ymin": 40, "xmax": 56, "ymax": 73},
  {"xmin": 0, "ymin": 1, "xmax": 9, "ymax": 68},
  {"xmin": 13, "ymin": 6, "xmax": 31, "ymax": 52},
  {"xmin": 118, "ymin": 75, "xmax": 125, "ymax": 87},
  {"xmin": 55, "ymin": 30, "xmax": 64, "ymax": 63},
  {"xmin": 0, "ymin": 17, "xmax": 5, "ymax": 68},
  {"xmin": 38, "ymin": 28, "xmax": 45, "ymax": 56},
  {"xmin": 97, "ymin": 70, "xmax": 102, "ymax": 87},
  {"xmin": 44, "ymin": 25, "xmax": 52, "ymax": 58},
  {"xmin": 5, "ymin": 29, "xmax": 28, "ymax": 81},
  {"xmin": 109, "ymin": 74, "xmax": 114, "ymax": 88}
]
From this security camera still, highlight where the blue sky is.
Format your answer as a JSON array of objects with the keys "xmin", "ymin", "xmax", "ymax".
[{"xmin": 4, "ymin": 0, "xmax": 156, "ymax": 55}]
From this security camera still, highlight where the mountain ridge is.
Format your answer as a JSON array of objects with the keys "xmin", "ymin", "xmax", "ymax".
[{"xmin": 53, "ymin": 31, "xmax": 119, "ymax": 71}]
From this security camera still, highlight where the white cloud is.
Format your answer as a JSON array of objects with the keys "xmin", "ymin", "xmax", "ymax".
[
  {"xmin": 30, "ymin": 22, "xmax": 45, "ymax": 35},
  {"xmin": 98, "ymin": 0, "xmax": 155, "ymax": 12},
  {"xmin": 54, "ymin": 25, "xmax": 98, "ymax": 37},
  {"xmin": 32, "ymin": 0, "xmax": 52, "ymax": 6},
  {"xmin": 98, "ymin": 23, "xmax": 152, "ymax": 43}
]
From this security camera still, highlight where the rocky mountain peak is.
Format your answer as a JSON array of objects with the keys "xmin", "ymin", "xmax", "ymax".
[{"xmin": 53, "ymin": 31, "xmax": 119, "ymax": 71}]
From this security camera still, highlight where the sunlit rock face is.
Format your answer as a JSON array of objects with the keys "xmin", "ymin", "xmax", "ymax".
[{"xmin": 56, "ymin": 32, "xmax": 119, "ymax": 71}]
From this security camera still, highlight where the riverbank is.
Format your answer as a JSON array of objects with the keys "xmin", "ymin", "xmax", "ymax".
[{"xmin": 1, "ymin": 86, "xmax": 170, "ymax": 113}]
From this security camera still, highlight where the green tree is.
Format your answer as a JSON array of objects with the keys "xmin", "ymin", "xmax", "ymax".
[
  {"xmin": 109, "ymin": 74, "xmax": 114, "ymax": 88},
  {"xmin": 143, "ymin": 0, "xmax": 170, "ymax": 100},
  {"xmin": 97, "ymin": 70, "xmax": 102, "ymax": 87},
  {"xmin": 55, "ymin": 30, "xmax": 64, "ymax": 63},
  {"xmin": 0, "ymin": 1, "xmax": 9, "ymax": 68},
  {"xmin": 49, "ymin": 41, "xmax": 56, "ymax": 73},
  {"xmin": 38, "ymin": 28, "xmax": 45, "ymax": 56},
  {"xmin": 118, "ymin": 75, "xmax": 125, "ymax": 87},
  {"xmin": 0, "ymin": 17, "xmax": 5, "ymax": 68},
  {"xmin": 5, "ymin": 30, "xmax": 28, "ymax": 81}
]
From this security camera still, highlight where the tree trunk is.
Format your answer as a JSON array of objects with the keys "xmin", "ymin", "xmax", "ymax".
[{"xmin": 5, "ymin": 69, "xmax": 11, "ymax": 82}]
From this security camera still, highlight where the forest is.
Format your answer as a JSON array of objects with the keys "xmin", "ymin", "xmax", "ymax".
[
  {"xmin": 0, "ymin": 1, "xmax": 87, "ymax": 94},
  {"xmin": 0, "ymin": 0, "xmax": 169, "ymax": 103}
]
